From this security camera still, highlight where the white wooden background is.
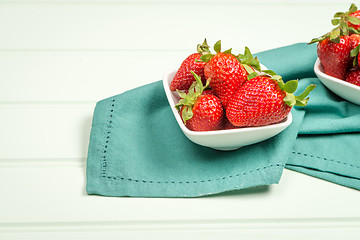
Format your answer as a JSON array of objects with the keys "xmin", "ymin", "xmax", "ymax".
[{"xmin": 1, "ymin": 0, "xmax": 360, "ymax": 239}]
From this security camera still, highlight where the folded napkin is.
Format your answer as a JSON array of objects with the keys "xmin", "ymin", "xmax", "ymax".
[{"xmin": 86, "ymin": 43, "xmax": 360, "ymax": 197}]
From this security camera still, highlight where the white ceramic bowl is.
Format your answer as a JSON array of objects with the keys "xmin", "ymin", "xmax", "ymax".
[
  {"xmin": 314, "ymin": 58, "xmax": 360, "ymax": 105},
  {"xmin": 162, "ymin": 68, "xmax": 293, "ymax": 151}
]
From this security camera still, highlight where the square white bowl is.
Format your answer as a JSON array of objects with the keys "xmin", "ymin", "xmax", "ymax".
[
  {"xmin": 162, "ymin": 68, "xmax": 292, "ymax": 151},
  {"xmin": 314, "ymin": 58, "xmax": 360, "ymax": 105}
]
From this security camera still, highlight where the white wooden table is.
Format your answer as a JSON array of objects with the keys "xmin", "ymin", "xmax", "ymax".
[{"xmin": 1, "ymin": 0, "xmax": 359, "ymax": 239}]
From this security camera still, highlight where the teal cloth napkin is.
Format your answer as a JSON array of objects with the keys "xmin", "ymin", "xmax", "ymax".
[{"xmin": 86, "ymin": 43, "xmax": 360, "ymax": 197}]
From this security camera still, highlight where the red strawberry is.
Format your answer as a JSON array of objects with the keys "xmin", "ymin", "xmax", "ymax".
[
  {"xmin": 309, "ymin": 4, "xmax": 360, "ymax": 79},
  {"xmin": 226, "ymin": 74, "xmax": 316, "ymax": 127},
  {"xmin": 201, "ymin": 41, "xmax": 250, "ymax": 109},
  {"xmin": 345, "ymin": 69, "xmax": 360, "ymax": 86},
  {"xmin": 170, "ymin": 39, "xmax": 210, "ymax": 91},
  {"xmin": 350, "ymin": 34, "xmax": 360, "ymax": 49},
  {"xmin": 204, "ymin": 52, "xmax": 247, "ymax": 109},
  {"xmin": 317, "ymin": 36, "xmax": 351, "ymax": 80},
  {"xmin": 176, "ymin": 71, "xmax": 224, "ymax": 131}
]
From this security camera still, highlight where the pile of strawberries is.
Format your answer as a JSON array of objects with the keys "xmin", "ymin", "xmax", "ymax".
[
  {"xmin": 170, "ymin": 40, "xmax": 316, "ymax": 132},
  {"xmin": 309, "ymin": 3, "xmax": 360, "ymax": 86}
]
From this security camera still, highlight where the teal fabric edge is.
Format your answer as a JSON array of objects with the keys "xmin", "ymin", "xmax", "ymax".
[
  {"xmin": 87, "ymin": 161, "xmax": 285, "ymax": 198},
  {"xmin": 86, "ymin": 97, "xmax": 114, "ymax": 193},
  {"xmin": 285, "ymin": 165, "xmax": 360, "ymax": 191},
  {"xmin": 288, "ymin": 149, "xmax": 360, "ymax": 180}
]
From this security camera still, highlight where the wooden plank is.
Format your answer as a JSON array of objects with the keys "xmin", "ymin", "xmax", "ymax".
[
  {"xmin": 0, "ymin": 219, "xmax": 359, "ymax": 240},
  {"xmin": 0, "ymin": 167, "xmax": 359, "ymax": 224},
  {"xmin": 0, "ymin": 2, "xmax": 350, "ymax": 50},
  {"xmin": 0, "ymin": 104, "xmax": 94, "ymax": 159},
  {"xmin": 0, "ymin": 51, "xmax": 183, "ymax": 102}
]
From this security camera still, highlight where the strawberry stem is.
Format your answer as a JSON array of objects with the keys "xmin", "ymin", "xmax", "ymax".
[{"xmin": 197, "ymin": 39, "xmax": 211, "ymax": 55}]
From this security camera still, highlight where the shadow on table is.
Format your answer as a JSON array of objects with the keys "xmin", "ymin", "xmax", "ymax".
[{"xmin": 204, "ymin": 185, "xmax": 270, "ymax": 198}]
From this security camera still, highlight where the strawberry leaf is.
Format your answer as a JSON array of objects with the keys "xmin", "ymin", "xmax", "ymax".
[
  {"xmin": 294, "ymin": 84, "xmax": 316, "ymax": 104},
  {"xmin": 242, "ymin": 64, "xmax": 254, "ymax": 74},
  {"xmin": 333, "ymin": 11, "xmax": 345, "ymax": 18},
  {"xmin": 349, "ymin": 3, "xmax": 357, "ymax": 14},
  {"xmin": 214, "ymin": 40, "xmax": 221, "ymax": 53},
  {"xmin": 340, "ymin": 21, "xmax": 349, "ymax": 35},
  {"xmin": 238, "ymin": 47, "xmax": 262, "ymax": 72},
  {"xmin": 284, "ymin": 94, "xmax": 296, "ymax": 107},
  {"xmin": 177, "ymin": 90, "xmax": 188, "ymax": 99},
  {"xmin": 332, "ymin": 18, "xmax": 340, "ymax": 26},
  {"xmin": 350, "ymin": 44, "xmax": 360, "ymax": 57},
  {"xmin": 262, "ymin": 70, "xmax": 277, "ymax": 76},
  {"xmin": 223, "ymin": 48, "xmax": 232, "ymax": 54},
  {"xmin": 181, "ymin": 106, "xmax": 193, "ymax": 123},
  {"xmin": 349, "ymin": 27, "xmax": 360, "ymax": 34},
  {"xmin": 284, "ymin": 80, "xmax": 298, "ymax": 94},
  {"xmin": 348, "ymin": 15, "xmax": 360, "ymax": 25},
  {"xmin": 200, "ymin": 53, "xmax": 214, "ymax": 62},
  {"xmin": 330, "ymin": 27, "xmax": 341, "ymax": 43},
  {"xmin": 295, "ymin": 98, "xmax": 309, "ymax": 107},
  {"xmin": 247, "ymin": 72, "xmax": 258, "ymax": 80}
]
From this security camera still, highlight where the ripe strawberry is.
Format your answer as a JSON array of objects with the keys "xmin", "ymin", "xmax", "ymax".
[
  {"xmin": 201, "ymin": 41, "xmax": 260, "ymax": 109},
  {"xmin": 317, "ymin": 36, "xmax": 351, "ymax": 80},
  {"xmin": 170, "ymin": 39, "xmax": 210, "ymax": 91},
  {"xmin": 204, "ymin": 52, "xmax": 247, "ymax": 108},
  {"xmin": 309, "ymin": 4, "xmax": 360, "ymax": 79},
  {"xmin": 226, "ymin": 74, "xmax": 316, "ymax": 127},
  {"xmin": 345, "ymin": 69, "xmax": 360, "ymax": 86},
  {"xmin": 176, "ymin": 71, "xmax": 224, "ymax": 131},
  {"xmin": 350, "ymin": 34, "xmax": 360, "ymax": 49}
]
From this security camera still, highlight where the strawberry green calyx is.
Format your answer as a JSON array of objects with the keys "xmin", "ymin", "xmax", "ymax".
[
  {"xmin": 200, "ymin": 40, "xmax": 233, "ymax": 62},
  {"xmin": 196, "ymin": 38, "xmax": 211, "ymax": 55},
  {"xmin": 237, "ymin": 47, "xmax": 262, "ymax": 78},
  {"xmin": 175, "ymin": 71, "xmax": 210, "ymax": 123},
  {"xmin": 269, "ymin": 75, "xmax": 316, "ymax": 107},
  {"xmin": 309, "ymin": 3, "xmax": 360, "ymax": 44}
]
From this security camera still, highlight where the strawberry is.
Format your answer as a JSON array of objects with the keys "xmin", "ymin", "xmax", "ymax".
[
  {"xmin": 309, "ymin": 4, "xmax": 360, "ymax": 79},
  {"xmin": 317, "ymin": 36, "xmax": 351, "ymax": 80},
  {"xmin": 170, "ymin": 39, "xmax": 210, "ymax": 91},
  {"xmin": 226, "ymin": 74, "xmax": 316, "ymax": 127},
  {"xmin": 350, "ymin": 34, "xmax": 360, "ymax": 49},
  {"xmin": 175, "ymin": 71, "xmax": 224, "ymax": 131},
  {"xmin": 345, "ymin": 69, "xmax": 360, "ymax": 86},
  {"xmin": 201, "ymin": 41, "xmax": 260, "ymax": 109}
]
